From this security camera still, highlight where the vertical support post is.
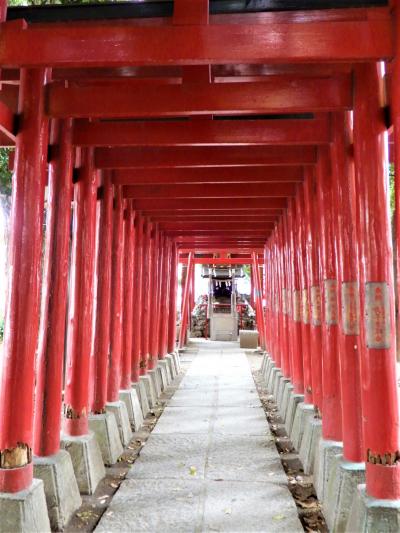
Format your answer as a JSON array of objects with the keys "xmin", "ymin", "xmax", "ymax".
[
  {"xmin": 0, "ymin": 68, "xmax": 50, "ymax": 492},
  {"xmin": 296, "ymin": 188, "xmax": 313, "ymax": 404},
  {"xmin": 107, "ymin": 186, "xmax": 125, "ymax": 403},
  {"xmin": 167, "ymin": 242, "xmax": 178, "ymax": 353},
  {"xmin": 331, "ymin": 111, "xmax": 364, "ymax": 463},
  {"xmin": 63, "ymin": 147, "xmax": 98, "ymax": 437},
  {"xmin": 120, "ymin": 203, "xmax": 136, "ymax": 390},
  {"xmin": 132, "ymin": 216, "xmax": 144, "ymax": 383},
  {"xmin": 159, "ymin": 238, "xmax": 171, "ymax": 359},
  {"xmin": 92, "ymin": 173, "xmax": 113, "ymax": 414},
  {"xmin": 288, "ymin": 199, "xmax": 304, "ymax": 395},
  {"xmin": 252, "ymin": 252, "xmax": 266, "ymax": 350},
  {"xmin": 304, "ymin": 169, "xmax": 323, "ymax": 412},
  {"xmin": 354, "ymin": 63, "xmax": 400, "ymax": 499},
  {"xmin": 316, "ymin": 146, "xmax": 342, "ymax": 441},
  {"xmin": 34, "ymin": 118, "xmax": 73, "ymax": 456},
  {"xmin": 149, "ymin": 228, "xmax": 161, "ymax": 370},
  {"xmin": 140, "ymin": 221, "xmax": 152, "ymax": 374},
  {"xmin": 179, "ymin": 252, "xmax": 194, "ymax": 348}
]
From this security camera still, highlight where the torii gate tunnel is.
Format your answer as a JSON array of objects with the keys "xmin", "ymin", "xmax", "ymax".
[{"xmin": 1, "ymin": 0, "xmax": 400, "ymax": 530}]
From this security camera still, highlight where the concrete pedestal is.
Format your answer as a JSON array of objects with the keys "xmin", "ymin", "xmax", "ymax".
[
  {"xmin": 284, "ymin": 393, "xmax": 304, "ymax": 436},
  {"xmin": 171, "ymin": 351, "xmax": 181, "ymax": 374},
  {"xmin": 89, "ymin": 412, "xmax": 123, "ymax": 465},
  {"xmin": 346, "ymin": 485, "xmax": 400, "ymax": 533},
  {"xmin": 132, "ymin": 380, "xmax": 150, "ymax": 417},
  {"xmin": 148, "ymin": 368, "xmax": 162, "ymax": 398},
  {"xmin": 157, "ymin": 360, "xmax": 170, "ymax": 389},
  {"xmin": 290, "ymin": 402, "xmax": 314, "ymax": 451},
  {"xmin": 164, "ymin": 354, "xmax": 176, "ymax": 380},
  {"xmin": 141, "ymin": 374, "xmax": 157, "ymax": 408},
  {"xmin": 106, "ymin": 400, "xmax": 133, "ymax": 446},
  {"xmin": 60, "ymin": 431, "xmax": 105, "ymax": 494},
  {"xmin": 266, "ymin": 366, "xmax": 280, "ymax": 394},
  {"xmin": 272, "ymin": 370, "xmax": 283, "ymax": 400},
  {"xmin": 119, "ymin": 388, "xmax": 144, "ymax": 431},
  {"xmin": 313, "ymin": 438, "xmax": 343, "ymax": 502},
  {"xmin": 298, "ymin": 416, "xmax": 322, "ymax": 475},
  {"xmin": 277, "ymin": 378, "xmax": 291, "ymax": 416},
  {"xmin": 324, "ymin": 455, "xmax": 365, "ymax": 532},
  {"xmin": 263, "ymin": 359, "xmax": 275, "ymax": 389},
  {"xmin": 280, "ymin": 382, "xmax": 294, "ymax": 422},
  {"xmin": 260, "ymin": 352, "xmax": 268, "ymax": 374},
  {"xmin": 0, "ymin": 479, "xmax": 50, "ymax": 533},
  {"xmin": 33, "ymin": 450, "xmax": 81, "ymax": 531}
]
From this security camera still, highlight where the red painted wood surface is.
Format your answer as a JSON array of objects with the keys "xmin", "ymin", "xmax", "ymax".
[
  {"xmin": 0, "ymin": 11, "xmax": 391, "ymax": 67},
  {"xmin": 159, "ymin": 238, "xmax": 171, "ymax": 359},
  {"xmin": 148, "ymin": 228, "xmax": 161, "ymax": 370},
  {"xmin": 167, "ymin": 243, "xmax": 179, "ymax": 354},
  {"xmin": 63, "ymin": 148, "xmax": 98, "ymax": 437},
  {"xmin": 0, "ymin": 68, "xmax": 49, "ymax": 492},
  {"xmin": 179, "ymin": 253, "xmax": 194, "ymax": 349},
  {"xmin": 131, "ymin": 216, "xmax": 144, "ymax": 383},
  {"xmin": 140, "ymin": 221, "xmax": 152, "ymax": 373},
  {"xmin": 120, "ymin": 203, "xmax": 136, "ymax": 390},
  {"xmin": 34, "ymin": 118, "xmax": 74, "ymax": 457},
  {"xmin": 92, "ymin": 174, "xmax": 113, "ymax": 413},
  {"xmin": 354, "ymin": 63, "xmax": 400, "ymax": 499}
]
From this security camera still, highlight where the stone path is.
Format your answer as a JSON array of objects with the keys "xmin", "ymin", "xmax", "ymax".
[{"xmin": 96, "ymin": 341, "xmax": 303, "ymax": 533}]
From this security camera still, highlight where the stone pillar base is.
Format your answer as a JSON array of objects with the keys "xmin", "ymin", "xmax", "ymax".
[
  {"xmin": 132, "ymin": 380, "xmax": 150, "ymax": 417},
  {"xmin": 106, "ymin": 400, "xmax": 133, "ymax": 446},
  {"xmin": 260, "ymin": 352, "xmax": 269, "ymax": 374},
  {"xmin": 263, "ymin": 358, "xmax": 275, "ymax": 389},
  {"xmin": 346, "ymin": 485, "xmax": 400, "ymax": 533},
  {"xmin": 148, "ymin": 368, "xmax": 162, "ymax": 398},
  {"xmin": 164, "ymin": 354, "xmax": 176, "ymax": 380},
  {"xmin": 60, "ymin": 431, "xmax": 105, "ymax": 494},
  {"xmin": 0, "ymin": 479, "xmax": 50, "ymax": 533},
  {"xmin": 88, "ymin": 412, "xmax": 123, "ymax": 465},
  {"xmin": 313, "ymin": 438, "xmax": 343, "ymax": 502},
  {"xmin": 171, "ymin": 351, "xmax": 181, "ymax": 373},
  {"xmin": 140, "ymin": 375, "xmax": 157, "ymax": 408},
  {"xmin": 157, "ymin": 360, "xmax": 170, "ymax": 390},
  {"xmin": 290, "ymin": 402, "xmax": 314, "ymax": 451},
  {"xmin": 119, "ymin": 388, "xmax": 144, "ymax": 431},
  {"xmin": 284, "ymin": 393, "xmax": 304, "ymax": 436},
  {"xmin": 324, "ymin": 455, "xmax": 365, "ymax": 532},
  {"xmin": 266, "ymin": 366, "xmax": 280, "ymax": 394},
  {"xmin": 33, "ymin": 450, "xmax": 81, "ymax": 531},
  {"xmin": 272, "ymin": 370, "xmax": 284, "ymax": 400},
  {"xmin": 280, "ymin": 382, "xmax": 294, "ymax": 422},
  {"xmin": 277, "ymin": 377, "xmax": 291, "ymax": 413},
  {"xmin": 299, "ymin": 416, "xmax": 322, "ymax": 475}
]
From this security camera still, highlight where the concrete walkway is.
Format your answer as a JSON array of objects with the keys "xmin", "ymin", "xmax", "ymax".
[{"xmin": 96, "ymin": 341, "xmax": 303, "ymax": 532}]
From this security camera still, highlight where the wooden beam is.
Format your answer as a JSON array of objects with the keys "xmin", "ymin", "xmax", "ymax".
[
  {"xmin": 73, "ymin": 117, "xmax": 330, "ymax": 147},
  {"xmin": 0, "ymin": 11, "xmax": 392, "ymax": 67},
  {"xmin": 48, "ymin": 77, "xmax": 351, "ymax": 118},
  {"xmin": 142, "ymin": 209, "xmax": 282, "ymax": 217},
  {"xmin": 131, "ymin": 197, "xmax": 286, "ymax": 210},
  {"xmin": 96, "ymin": 146, "xmax": 316, "ymax": 169},
  {"xmin": 113, "ymin": 166, "xmax": 304, "ymax": 185}
]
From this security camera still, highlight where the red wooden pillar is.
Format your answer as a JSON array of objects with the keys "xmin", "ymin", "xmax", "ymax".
[
  {"xmin": 179, "ymin": 252, "xmax": 194, "ymax": 348},
  {"xmin": 263, "ymin": 244, "xmax": 270, "ymax": 350},
  {"xmin": 140, "ymin": 221, "xmax": 152, "ymax": 373},
  {"xmin": 34, "ymin": 119, "xmax": 74, "ymax": 456},
  {"xmin": 252, "ymin": 252, "xmax": 266, "ymax": 350},
  {"xmin": 159, "ymin": 238, "xmax": 171, "ymax": 359},
  {"xmin": 354, "ymin": 63, "xmax": 400, "ymax": 499},
  {"xmin": 167, "ymin": 242, "xmax": 179, "ymax": 353},
  {"xmin": 131, "ymin": 215, "xmax": 144, "ymax": 382},
  {"xmin": 120, "ymin": 203, "xmax": 136, "ymax": 390},
  {"xmin": 149, "ymin": 227, "xmax": 160, "ymax": 370},
  {"xmin": 63, "ymin": 147, "xmax": 98, "ymax": 437},
  {"xmin": 287, "ymin": 199, "xmax": 304, "ymax": 395},
  {"xmin": 91, "ymin": 173, "xmax": 113, "ymax": 414},
  {"xmin": 331, "ymin": 111, "xmax": 364, "ymax": 463},
  {"xmin": 303, "ymin": 170, "xmax": 323, "ymax": 412},
  {"xmin": 0, "ymin": 69, "xmax": 49, "ymax": 492},
  {"xmin": 316, "ymin": 146, "xmax": 342, "ymax": 442},
  {"xmin": 250, "ymin": 268, "xmax": 255, "ymax": 310},
  {"xmin": 283, "ymin": 213, "xmax": 293, "ymax": 380},
  {"xmin": 107, "ymin": 186, "xmax": 125, "ymax": 403},
  {"xmin": 271, "ymin": 234, "xmax": 281, "ymax": 367},
  {"xmin": 278, "ymin": 219, "xmax": 290, "ymax": 377},
  {"xmin": 296, "ymin": 188, "xmax": 313, "ymax": 404}
]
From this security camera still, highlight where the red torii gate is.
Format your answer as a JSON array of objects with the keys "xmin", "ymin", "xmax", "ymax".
[{"xmin": 0, "ymin": 0, "xmax": 399, "ymax": 531}]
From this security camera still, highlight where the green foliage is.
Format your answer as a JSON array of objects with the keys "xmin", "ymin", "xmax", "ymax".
[
  {"xmin": 0, "ymin": 316, "xmax": 4, "ymax": 342},
  {"xmin": 0, "ymin": 148, "xmax": 12, "ymax": 197}
]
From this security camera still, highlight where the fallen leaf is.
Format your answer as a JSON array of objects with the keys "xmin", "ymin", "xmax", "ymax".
[
  {"xmin": 272, "ymin": 514, "xmax": 285, "ymax": 521},
  {"xmin": 189, "ymin": 466, "xmax": 197, "ymax": 476},
  {"xmin": 224, "ymin": 508, "xmax": 232, "ymax": 515}
]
